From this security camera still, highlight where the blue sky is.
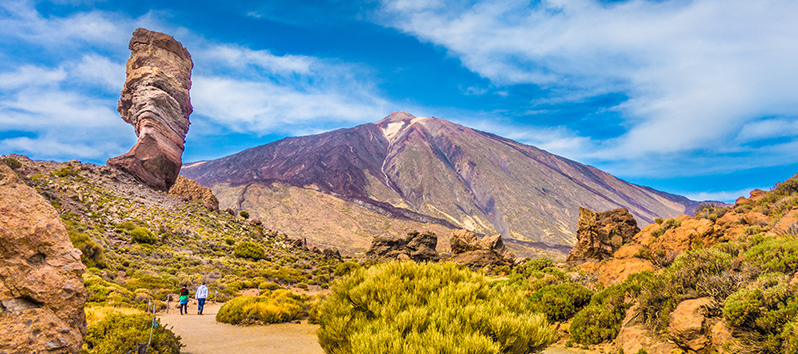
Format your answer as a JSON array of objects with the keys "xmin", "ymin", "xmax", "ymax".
[{"xmin": 1, "ymin": 0, "xmax": 797, "ymax": 202}]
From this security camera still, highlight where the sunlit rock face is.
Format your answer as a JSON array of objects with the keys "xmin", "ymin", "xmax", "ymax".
[
  {"xmin": 108, "ymin": 28, "xmax": 193, "ymax": 191},
  {"xmin": 0, "ymin": 163, "xmax": 87, "ymax": 353}
]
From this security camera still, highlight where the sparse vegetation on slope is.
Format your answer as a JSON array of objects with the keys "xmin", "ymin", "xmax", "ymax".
[{"xmin": 7, "ymin": 155, "xmax": 343, "ymax": 349}]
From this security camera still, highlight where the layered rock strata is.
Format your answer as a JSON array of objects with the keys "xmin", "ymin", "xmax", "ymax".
[
  {"xmin": 0, "ymin": 163, "xmax": 87, "ymax": 353},
  {"xmin": 108, "ymin": 28, "xmax": 193, "ymax": 191}
]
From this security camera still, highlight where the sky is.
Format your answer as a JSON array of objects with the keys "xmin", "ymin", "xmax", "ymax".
[{"xmin": 1, "ymin": 0, "xmax": 797, "ymax": 202}]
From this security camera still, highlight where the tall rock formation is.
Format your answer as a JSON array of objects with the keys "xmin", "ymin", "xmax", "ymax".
[
  {"xmin": 566, "ymin": 207, "xmax": 640, "ymax": 266},
  {"xmin": 107, "ymin": 28, "xmax": 193, "ymax": 191},
  {"xmin": 0, "ymin": 163, "xmax": 87, "ymax": 353}
]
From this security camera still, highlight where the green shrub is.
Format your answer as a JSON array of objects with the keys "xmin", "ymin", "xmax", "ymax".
[
  {"xmin": 2, "ymin": 157, "xmax": 22, "ymax": 169},
  {"xmin": 116, "ymin": 221, "xmax": 137, "ymax": 230},
  {"xmin": 53, "ymin": 165, "xmax": 80, "ymax": 177},
  {"xmin": 528, "ymin": 282, "xmax": 592, "ymax": 322},
  {"xmin": 239, "ymin": 210, "xmax": 250, "ymax": 219},
  {"xmin": 84, "ymin": 312, "xmax": 181, "ymax": 354},
  {"xmin": 745, "ymin": 237, "xmax": 798, "ymax": 274},
  {"xmin": 333, "ymin": 260, "xmax": 361, "ymax": 277},
  {"xmin": 317, "ymin": 261, "xmax": 556, "ymax": 354},
  {"xmin": 67, "ymin": 227, "xmax": 105, "ymax": 268},
  {"xmin": 661, "ymin": 218, "xmax": 682, "ymax": 230},
  {"xmin": 570, "ymin": 281, "xmax": 637, "ymax": 345},
  {"xmin": 654, "ymin": 218, "xmax": 663, "ymax": 224},
  {"xmin": 694, "ymin": 202, "xmax": 728, "ymax": 221},
  {"xmin": 234, "ymin": 241, "xmax": 265, "ymax": 260},
  {"xmin": 224, "ymin": 237, "xmax": 236, "ymax": 246},
  {"xmin": 216, "ymin": 289, "xmax": 304, "ymax": 325},
  {"xmin": 130, "ymin": 227, "xmax": 157, "ymax": 244}
]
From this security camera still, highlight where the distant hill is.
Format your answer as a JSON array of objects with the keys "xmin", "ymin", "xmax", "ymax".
[{"xmin": 182, "ymin": 111, "xmax": 700, "ymax": 257}]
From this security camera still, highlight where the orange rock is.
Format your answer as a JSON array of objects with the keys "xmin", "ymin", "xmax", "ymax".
[
  {"xmin": 710, "ymin": 320, "xmax": 740, "ymax": 353},
  {"xmin": 668, "ymin": 297, "xmax": 713, "ymax": 351},
  {"xmin": 749, "ymin": 189, "xmax": 767, "ymax": 201},
  {"xmin": 716, "ymin": 212, "xmax": 744, "ymax": 228},
  {"xmin": 650, "ymin": 218, "xmax": 717, "ymax": 254},
  {"xmin": 774, "ymin": 209, "xmax": 798, "ymax": 233},
  {"xmin": 598, "ymin": 258, "xmax": 655, "ymax": 285},
  {"xmin": 0, "ymin": 163, "xmax": 87, "ymax": 353},
  {"xmin": 613, "ymin": 244, "xmax": 643, "ymax": 259},
  {"xmin": 616, "ymin": 305, "xmax": 678, "ymax": 354},
  {"xmin": 742, "ymin": 212, "xmax": 769, "ymax": 226}
]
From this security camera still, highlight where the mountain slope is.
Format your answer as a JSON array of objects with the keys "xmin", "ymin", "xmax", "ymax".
[{"xmin": 183, "ymin": 111, "xmax": 699, "ymax": 255}]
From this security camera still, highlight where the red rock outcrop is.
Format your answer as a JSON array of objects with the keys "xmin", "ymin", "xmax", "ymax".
[
  {"xmin": 168, "ymin": 175, "xmax": 219, "ymax": 210},
  {"xmin": 448, "ymin": 230, "xmax": 516, "ymax": 269},
  {"xmin": 0, "ymin": 163, "xmax": 87, "ymax": 353},
  {"xmin": 566, "ymin": 207, "xmax": 640, "ymax": 266},
  {"xmin": 107, "ymin": 28, "xmax": 193, "ymax": 191}
]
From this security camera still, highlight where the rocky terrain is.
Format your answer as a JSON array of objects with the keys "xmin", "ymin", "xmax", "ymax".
[
  {"xmin": 108, "ymin": 28, "xmax": 193, "ymax": 191},
  {"xmin": 0, "ymin": 162, "xmax": 87, "ymax": 353},
  {"xmin": 182, "ymin": 111, "xmax": 700, "ymax": 258},
  {"xmin": 551, "ymin": 174, "xmax": 798, "ymax": 353}
]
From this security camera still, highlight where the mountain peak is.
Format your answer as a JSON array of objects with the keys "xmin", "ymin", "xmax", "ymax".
[{"xmin": 377, "ymin": 111, "xmax": 416, "ymax": 124}]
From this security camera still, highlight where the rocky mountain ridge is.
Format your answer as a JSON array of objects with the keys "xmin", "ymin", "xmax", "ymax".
[{"xmin": 183, "ymin": 111, "xmax": 700, "ymax": 257}]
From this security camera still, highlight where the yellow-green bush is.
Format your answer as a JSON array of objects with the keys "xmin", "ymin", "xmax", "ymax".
[
  {"xmin": 84, "ymin": 311, "xmax": 181, "ymax": 354},
  {"xmin": 570, "ymin": 283, "xmax": 632, "ymax": 345},
  {"xmin": 316, "ymin": 261, "xmax": 556, "ymax": 354},
  {"xmin": 234, "ymin": 241, "xmax": 265, "ymax": 260},
  {"xmin": 2, "ymin": 157, "xmax": 22, "ymax": 169},
  {"xmin": 216, "ymin": 289, "xmax": 304, "ymax": 325},
  {"xmin": 131, "ymin": 227, "xmax": 157, "ymax": 244},
  {"xmin": 528, "ymin": 282, "xmax": 592, "ymax": 322}
]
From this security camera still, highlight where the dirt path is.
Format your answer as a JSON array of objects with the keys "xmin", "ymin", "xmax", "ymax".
[{"xmin": 158, "ymin": 303, "xmax": 324, "ymax": 354}]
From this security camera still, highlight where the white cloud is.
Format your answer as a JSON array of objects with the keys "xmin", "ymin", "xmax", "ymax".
[
  {"xmin": 376, "ymin": 0, "xmax": 798, "ymax": 162},
  {"xmin": 682, "ymin": 188, "xmax": 766, "ymax": 203},
  {"xmin": 0, "ymin": 1, "xmax": 397, "ymax": 162},
  {"xmin": 198, "ymin": 44, "xmax": 314, "ymax": 75},
  {"xmin": 191, "ymin": 75, "xmax": 389, "ymax": 135}
]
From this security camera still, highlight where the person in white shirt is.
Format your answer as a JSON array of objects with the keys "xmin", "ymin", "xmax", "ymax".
[{"xmin": 195, "ymin": 281, "xmax": 209, "ymax": 315}]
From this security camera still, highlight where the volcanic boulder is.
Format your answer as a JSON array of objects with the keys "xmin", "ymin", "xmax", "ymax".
[
  {"xmin": 0, "ymin": 163, "xmax": 87, "ymax": 353},
  {"xmin": 567, "ymin": 207, "xmax": 640, "ymax": 266},
  {"xmin": 169, "ymin": 175, "xmax": 219, "ymax": 210},
  {"xmin": 365, "ymin": 231, "xmax": 439, "ymax": 262},
  {"xmin": 448, "ymin": 230, "xmax": 516, "ymax": 269},
  {"xmin": 107, "ymin": 28, "xmax": 193, "ymax": 191}
]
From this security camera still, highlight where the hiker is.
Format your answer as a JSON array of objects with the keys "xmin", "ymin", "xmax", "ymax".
[
  {"xmin": 196, "ymin": 281, "xmax": 209, "ymax": 315},
  {"xmin": 179, "ymin": 285, "xmax": 189, "ymax": 315}
]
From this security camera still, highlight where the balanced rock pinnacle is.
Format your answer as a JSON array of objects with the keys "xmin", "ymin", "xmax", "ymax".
[{"xmin": 107, "ymin": 28, "xmax": 193, "ymax": 191}]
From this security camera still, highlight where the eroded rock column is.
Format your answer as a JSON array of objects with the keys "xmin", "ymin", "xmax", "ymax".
[{"xmin": 108, "ymin": 28, "xmax": 193, "ymax": 191}]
